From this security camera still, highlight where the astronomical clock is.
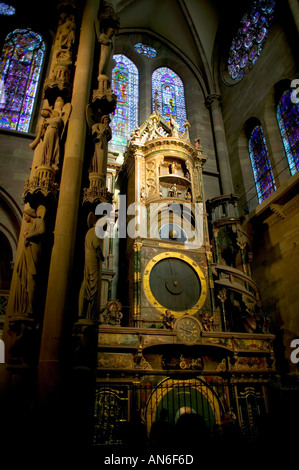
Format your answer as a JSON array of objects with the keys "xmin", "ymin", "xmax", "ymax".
[{"xmin": 121, "ymin": 111, "xmax": 213, "ymax": 331}]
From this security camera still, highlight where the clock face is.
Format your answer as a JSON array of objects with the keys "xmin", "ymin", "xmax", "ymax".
[
  {"xmin": 143, "ymin": 252, "xmax": 207, "ymax": 317},
  {"xmin": 175, "ymin": 315, "xmax": 202, "ymax": 343}
]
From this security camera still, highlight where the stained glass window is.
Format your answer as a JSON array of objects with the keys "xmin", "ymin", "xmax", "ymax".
[
  {"xmin": 0, "ymin": 2, "xmax": 15, "ymax": 15},
  {"xmin": 277, "ymin": 89, "xmax": 299, "ymax": 176},
  {"xmin": 134, "ymin": 43, "xmax": 157, "ymax": 58},
  {"xmin": 152, "ymin": 67, "xmax": 187, "ymax": 133},
  {"xmin": 249, "ymin": 125, "xmax": 276, "ymax": 203},
  {"xmin": 228, "ymin": 0, "xmax": 275, "ymax": 81},
  {"xmin": 110, "ymin": 54, "xmax": 139, "ymax": 152},
  {"xmin": 0, "ymin": 29, "xmax": 45, "ymax": 132}
]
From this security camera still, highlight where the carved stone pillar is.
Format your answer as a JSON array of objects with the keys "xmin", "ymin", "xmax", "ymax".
[
  {"xmin": 205, "ymin": 93, "xmax": 234, "ymax": 194},
  {"xmin": 36, "ymin": 0, "xmax": 101, "ymax": 447}
]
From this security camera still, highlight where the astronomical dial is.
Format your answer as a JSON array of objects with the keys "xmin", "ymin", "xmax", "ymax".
[{"xmin": 143, "ymin": 252, "xmax": 207, "ymax": 317}]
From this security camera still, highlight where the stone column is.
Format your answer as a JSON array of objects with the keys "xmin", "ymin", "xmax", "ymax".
[
  {"xmin": 36, "ymin": 0, "xmax": 100, "ymax": 447},
  {"xmin": 205, "ymin": 94, "xmax": 234, "ymax": 194},
  {"xmin": 288, "ymin": 0, "xmax": 299, "ymax": 34}
]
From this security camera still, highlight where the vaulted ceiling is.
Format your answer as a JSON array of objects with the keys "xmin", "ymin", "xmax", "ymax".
[{"xmin": 112, "ymin": 0, "xmax": 247, "ymax": 93}]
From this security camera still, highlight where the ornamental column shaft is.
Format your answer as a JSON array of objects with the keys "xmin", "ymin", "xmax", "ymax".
[
  {"xmin": 205, "ymin": 94, "xmax": 234, "ymax": 194},
  {"xmin": 38, "ymin": 0, "xmax": 100, "ymax": 398}
]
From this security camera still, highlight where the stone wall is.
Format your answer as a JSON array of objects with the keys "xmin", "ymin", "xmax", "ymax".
[{"xmin": 247, "ymin": 174, "xmax": 299, "ymax": 374}]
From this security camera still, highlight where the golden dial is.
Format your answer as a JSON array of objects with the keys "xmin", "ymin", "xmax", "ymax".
[
  {"xmin": 143, "ymin": 252, "xmax": 207, "ymax": 317},
  {"xmin": 175, "ymin": 315, "xmax": 202, "ymax": 343}
]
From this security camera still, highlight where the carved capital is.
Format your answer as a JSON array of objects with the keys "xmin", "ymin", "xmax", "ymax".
[{"xmin": 205, "ymin": 93, "xmax": 222, "ymax": 108}]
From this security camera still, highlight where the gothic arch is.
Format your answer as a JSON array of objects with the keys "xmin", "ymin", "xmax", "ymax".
[
  {"xmin": 0, "ymin": 186, "xmax": 22, "ymax": 262},
  {"xmin": 263, "ymin": 79, "xmax": 294, "ymax": 185}
]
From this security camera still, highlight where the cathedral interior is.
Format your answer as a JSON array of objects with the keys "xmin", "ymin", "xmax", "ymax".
[{"xmin": 0, "ymin": 0, "xmax": 298, "ymax": 460}]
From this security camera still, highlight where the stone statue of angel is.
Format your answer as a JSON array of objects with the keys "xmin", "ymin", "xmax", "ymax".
[
  {"xmin": 86, "ymin": 106, "xmax": 112, "ymax": 175},
  {"xmin": 30, "ymin": 97, "xmax": 72, "ymax": 171}
]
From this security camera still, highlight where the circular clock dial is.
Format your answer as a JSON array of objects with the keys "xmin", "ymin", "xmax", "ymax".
[
  {"xmin": 149, "ymin": 258, "xmax": 201, "ymax": 311},
  {"xmin": 176, "ymin": 316, "xmax": 201, "ymax": 343}
]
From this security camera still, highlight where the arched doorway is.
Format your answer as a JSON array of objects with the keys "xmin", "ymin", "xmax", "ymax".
[{"xmin": 145, "ymin": 377, "xmax": 222, "ymax": 436}]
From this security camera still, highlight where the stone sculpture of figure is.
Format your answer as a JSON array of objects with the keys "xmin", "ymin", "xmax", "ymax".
[
  {"xmin": 162, "ymin": 310, "xmax": 175, "ymax": 330},
  {"xmin": 169, "ymin": 184, "xmax": 177, "ymax": 197},
  {"xmin": 90, "ymin": 115, "xmax": 112, "ymax": 174},
  {"xmin": 30, "ymin": 97, "xmax": 72, "ymax": 171},
  {"xmin": 95, "ymin": 7, "xmax": 119, "ymax": 78},
  {"xmin": 194, "ymin": 138, "xmax": 203, "ymax": 153},
  {"xmin": 78, "ymin": 213, "xmax": 105, "ymax": 321},
  {"xmin": 170, "ymin": 116, "xmax": 179, "ymax": 137},
  {"xmin": 57, "ymin": 14, "xmax": 76, "ymax": 51},
  {"xmin": 14, "ymin": 205, "xmax": 46, "ymax": 316},
  {"xmin": 97, "ymin": 26, "xmax": 115, "ymax": 77}
]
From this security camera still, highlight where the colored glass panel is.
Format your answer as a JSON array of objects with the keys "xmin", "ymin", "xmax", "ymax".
[
  {"xmin": 228, "ymin": 0, "xmax": 275, "ymax": 81},
  {"xmin": 110, "ymin": 54, "xmax": 138, "ymax": 152},
  {"xmin": 0, "ymin": 2, "xmax": 15, "ymax": 15},
  {"xmin": 152, "ymin": 67, "xmax": 187, "ymax": 133},
  {"xmin": 0, "ymin": 29, "xmax": 45, "ymax": 132},
  {"xmin": 134, "ymin": 43, "xmax": 157, "ymax": 58},
  {"xmin": 277, "ymin": 89, "xmax": 299, "ymax": 176},
  {"xmin": 249, "ymin": 125, "xmax": 276, "ymax": 203}
]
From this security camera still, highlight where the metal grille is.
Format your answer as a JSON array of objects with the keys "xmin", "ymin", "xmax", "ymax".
[{"xmin": 93, "ymin": 377, "xmax": 269, "ymax": 450}]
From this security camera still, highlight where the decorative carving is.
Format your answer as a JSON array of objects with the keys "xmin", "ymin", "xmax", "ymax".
[
  {"xmin": 98, "ymin": 352, "xmax": 134, "ymax": 369},
  {"xmin": 217, "ymin": 288, "xmax": 227, "ymax": 303},
  {"xmin": 162, "ymin": 353, "xmax": 204, "ymax": 371},
  {"xmin": 170, "ymin": 116, "xmax": 179, "ymax": 137},
  {"xmin": 13, "ymin": 205, "xmax": 46, "ymax": 317},
  {"xmin": 78, "ymin": 213, "xmax": 105, "ymax": 321},
  {"xmin": 194, "ymin": 138, "xmax": 203, "ymax": 154},
  {"xmin": 92, "ymin": 2, "xmax": 119, "ymax": 105},
  {"xmin": 23, "ymin": 166, "xmax": 59, "ymax": 202},
  {"xmin": 201, "ymin": 312, "xmax": 214, "ymax": 331},
  {"xmin": 182, "ymin": 120, "xmax": 191, "ymax": 142},
  {"xmin": 90, "ymin": 115, "xmax": 112, "ymax": 175},
  {"xmin": 99, "ymin": 300, "xmax": 123, "ymax": 326},
  {"xmin": 205, "ymin": 93, "xmax": 221, "ymax": 109},
  {"xmin": 30, "ymin": 97, "xmax": 71, "ymax": 172},
  {"xmin": 269, "ymin": 203, "xmax": 285, "ymax": 219},
  {"xmin": 162, "ymin": 309, "xmax": 175, "ymax": 330},
  {"xmin": 146, "ymin": 160, "xmax": 156, "ymax": 195},
  {"xmin": 44, "ymin": 11, "xmax": 77, "ymax": 100},
  {"xmin": 57, "ymin": 13, "xmax": 76, "ymax": 51}
]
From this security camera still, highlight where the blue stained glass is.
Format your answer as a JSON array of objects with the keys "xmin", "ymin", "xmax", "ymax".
[
  {"xmin": 249, "ymin": 125, "xmax": 276, "ymax": 203},
  {"xmin": 0, "ymin": 2, "xmax": 15, "ymax": 15},
  {"xmin": 152, "ymin": 67, "xmax": 187, "ymax": 133},
  {"xmin": 277, "ymin": 89, "xmax": 299, "ymax": 176},
  {"xmin": 134, "ymin": 43, "xmax": 157, "ymax": 58},
  {"xmin": 110, "ymin": 54, "xmax": 139, "ymax": 153},
  {"xmin": 0, "ymin": 29, "xmax": 45, "ymax": 132},
  {"xmin": 228, "ymin": 0, "xmax": 275, "ymax": 81}
]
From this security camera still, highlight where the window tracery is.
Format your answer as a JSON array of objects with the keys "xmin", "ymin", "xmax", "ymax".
[
  {"xmin": 134, "ymin": 43, "xmax": 157, "ymax": 58},
  {"xmin": 0, "ymin": 29, "xmax": 45, "ymax": 132},
  {"xmin": 228, "ymin": 0, "xmax": 275, "ymax": 81},
  {"xmin": 110, "ymin": 54, "xmax": 139, "ymax": 152},
  {"xmin": 0, "ymin": 2, "xmax": 15, "ymax": 15},
  {"xmin": 152, "ymin": 67, "xmax": 187, "ymax": 133},
  {"xmin": 277, "ymin": 89, "xmax": 299, "ymax": 176},
  {"xmin": 248, "ymin": 125, "xmax": 276, "ymax": 203}
]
